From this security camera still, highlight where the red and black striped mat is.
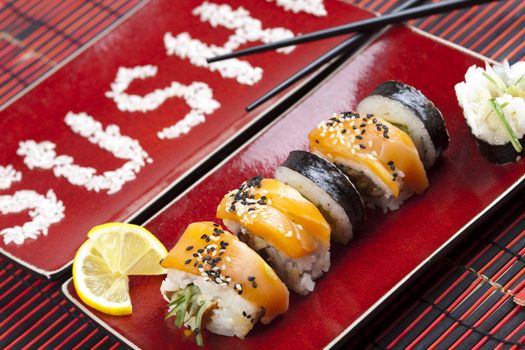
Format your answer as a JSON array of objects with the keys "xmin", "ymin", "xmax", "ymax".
[{"xmin": 0, "ymin": 0, "xmax": 524, "ymax": 349}]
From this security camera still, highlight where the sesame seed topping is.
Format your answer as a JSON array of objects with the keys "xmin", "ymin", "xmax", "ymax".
[
  {"xmin": 185, "ymin": 259, "xmax": 192, "ymax": 264},
  {"xmin": 186, "ymin": 245, "xmax": 193, "ymax": 251}
]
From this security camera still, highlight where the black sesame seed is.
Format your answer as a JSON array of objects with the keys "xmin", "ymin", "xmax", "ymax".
[
  {"xmin": 361, "ymin": 129, "xmax": 366, "ymax": 135},
  {"xmin": 242, "ymin": 311, "xmax": 247, "ymax": 317},
  {"xmin": 360, "ymin": 123, "xmax": 367, "ymax": 128},
  {"xmin": 384, "ymin": 134, "xmax": 390, "ymax": 139},
  {"xmin": 387, "ymin": 160, "xmax": 394, "ymax": 165},
  {"xmin": 213, "ymin": 223, "xmax": 219, "ymax": 227},
  {"xmin": 352, "ymin": 125, "xmax": 357, "ymax": 130},
  {"xmin": 252, "ymin": 281, "xmax": 257, "ymax": 288},
  {"xmin": 356, "ymin": 135, "xmax": 363, "ymax": 140},
  {"xmin": 359, "ymin": 144, "xmax": 366, "ymax": 149},
  {"xmin": 192, "ymin": 253, "xmax": 199, "ymax": 257},
  {"xmin": 367, "ymin": 114, "xmax": 373, "ymax": 118},
  {"xmin": 185, "ymin": 259, "xmax": 192, "ymax": 265},
  {"xmin": 201, "ymin": 234, "xmax": 207, "ymax": 239},
  {"xmin": 315, "ymin": 139, "xmax": 320, "ymax": 144},
  {"xmin": 373, "ymin": 118, "xmax": 378, "ymax": 123},
  {"xmin": 248, "ymin": 276, "xmax": 256, "ymax": 281},
  {"xmin": 197, "ymin": 248, "xmax": 204, "ymax": 253},
  {"xmin": 186, "ymin": 245, "xmax": 193, "ymax": 251},
  {"xmin": 341, "ymin": 129, "xmax": 347, "ymax": 134}
]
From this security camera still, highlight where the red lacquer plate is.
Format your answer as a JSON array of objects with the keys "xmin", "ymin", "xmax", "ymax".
[
  {"xmin": 0, "ymin": 0, "xmax": 372, "ymax": 277},
  {"xmin": 63, "ymin": 26, "xmax": 525, "ymax": 349}
]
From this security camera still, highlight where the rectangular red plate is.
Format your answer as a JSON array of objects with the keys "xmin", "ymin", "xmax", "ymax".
[
  {"xmin": 63, "ymin": 25, "xmax": 525, "ymax": 349},
  {"xmin": 0, "ymin": 0, "xmax": 370, "ymax": 276}
]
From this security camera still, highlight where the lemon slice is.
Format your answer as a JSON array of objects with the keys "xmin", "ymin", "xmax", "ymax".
[{"xmin": 73, "ymin": 223, "xmax": 167, "ymax": 315}]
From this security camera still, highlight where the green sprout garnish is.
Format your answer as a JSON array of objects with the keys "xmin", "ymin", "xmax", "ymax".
[
  {"xmin": 482, "ymin": 71, "xmax": 507, "ymax": 92},
  {"xmin": 515, "ymin": 73, "xmax": 525, "ymax": 86},
  {"xmin": 166, "ymin": 285, "xmax": 213, "ymax": 346},
  {"xmin": 505, "ymin": 73, "xmax": 525, "ymax": 98},
  {"xmin": 489, "ymin": 99, "xmax": 522, "ymax": 153},
  {"xmin": 391, "ymin": 122, "xmax": 410, "ymax": 134}
]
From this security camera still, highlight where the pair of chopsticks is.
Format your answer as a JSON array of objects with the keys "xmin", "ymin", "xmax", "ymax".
[{"xmin": 206, "ymin": 0, "xmax": 501, "ymax": 112}]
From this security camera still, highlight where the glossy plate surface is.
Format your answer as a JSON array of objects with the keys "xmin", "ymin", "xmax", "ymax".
[
  {"xmin": 0, "ymin": 0, "xmax": 369, "ymax": 276},
  {"xmin": 63, "ymin": 26, "xmax": 525, "ymax": 349}
]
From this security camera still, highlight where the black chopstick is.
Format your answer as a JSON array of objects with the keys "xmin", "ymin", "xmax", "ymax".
[
  {"xmin": 207, "ymin": 0, "xmax": 500, "ymax": 64},
  {"xmin": 245, "ymin": 0, "xmax": 426, "ymax": 112}
]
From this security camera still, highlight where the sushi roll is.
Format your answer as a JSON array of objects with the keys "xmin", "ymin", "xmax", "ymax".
[
  {"xmin": 216, "ymin": 176, "xmax": 331, "ymax": 295},
  {"xmin": 455, "ymin": 61, "xmax": 525, "ymax": 164},
  {"xmin": 309, "ymin": 112, "xmax": 429, "ymax": 211},
  {"xmin": 160, "ymin": 222, "xmax": 289, "ymax": 345},
  {"xmin": 357, "ymin": 81, "xmax": 449, "ymax": 168},
  {"xmin": 275, "ymin": 150, "xmax": 365, "ymax": 244}
]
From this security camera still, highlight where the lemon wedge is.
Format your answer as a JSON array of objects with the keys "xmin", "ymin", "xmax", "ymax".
[{"xmin": 73, "ymin": 223, "xmax": 167, "ymax": 315}]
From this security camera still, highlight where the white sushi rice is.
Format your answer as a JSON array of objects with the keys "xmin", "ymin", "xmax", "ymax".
[
  {"xmin": 455, "ymin": 61, "xmax": 525, "ymax": 145},
  {"xmin": 357, "ymin": 96, "xmax": 438, "ymax": 168},
  {"xmin": 224, "ymin": 219, "xmax": 330, "ymax": 295},
  {"xmin": 160, "ymin": 269, "xmax": 259, "ymax": 338},
  {"xmin": 274, "ymin": 166, "xmax": 354, "ymax": 244}
]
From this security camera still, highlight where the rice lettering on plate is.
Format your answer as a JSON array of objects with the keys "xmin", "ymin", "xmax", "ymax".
[{"xmin": 0, "ymin": 1, "xmax": 327, "ymax": 245}]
